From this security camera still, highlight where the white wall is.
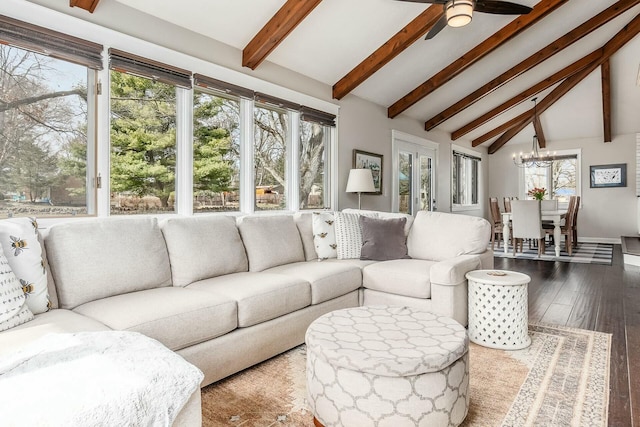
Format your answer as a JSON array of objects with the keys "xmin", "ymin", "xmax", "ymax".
[
  {"xmin": 20, "ymin": 0, "xmax": 489, "ymax": 217},
  {"xmin": 489, "ymin": 133, "xmax": 638, "ymax": 242}
]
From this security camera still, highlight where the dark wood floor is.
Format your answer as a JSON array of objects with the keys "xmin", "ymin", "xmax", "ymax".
[{"xmin": 493, "ymin": 245, "xmax": 640, "ymax": 427}]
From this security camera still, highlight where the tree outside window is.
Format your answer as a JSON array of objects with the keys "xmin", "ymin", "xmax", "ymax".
[{"xmin": 524, "ymin": 157, "xmax": 577, "ymax": 202}]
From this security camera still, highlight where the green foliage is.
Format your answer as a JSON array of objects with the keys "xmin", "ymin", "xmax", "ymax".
[{"xmin": 110, "ymin": 72, "xmax": 177, "ymax": 206}]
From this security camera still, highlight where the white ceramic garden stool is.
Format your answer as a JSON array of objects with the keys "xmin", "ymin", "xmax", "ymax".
[
  {"xmin": 465, "ymin": 270, "xmax": 532, "ymax": 350},
  {"xmin": 305, "ymin": 306, "xmax": 469, "ymax": 427}
]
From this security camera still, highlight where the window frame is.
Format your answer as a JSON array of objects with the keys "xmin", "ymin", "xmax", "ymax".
[{"xmin": 451, "ymin": 145, "xmax": 481, "ymax": 212}]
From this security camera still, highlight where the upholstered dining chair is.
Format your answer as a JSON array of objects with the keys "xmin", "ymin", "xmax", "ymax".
[
  {"xmin": 489, "ymin": 197, "xmax": 503, "ymax": 249},
  {"xmin": 511, "ymin": 200, "xmax": 545, "ymax": 256}
]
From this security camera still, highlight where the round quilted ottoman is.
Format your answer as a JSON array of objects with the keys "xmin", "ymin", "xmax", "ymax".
[{"xmin": 305, "ymin": 306, "xmax": 469, "ymax": 427}]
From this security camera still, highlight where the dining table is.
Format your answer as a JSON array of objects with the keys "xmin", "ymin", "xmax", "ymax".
[{"xmin": 501, "ymin": 210, "xmax": 567, "ymax": 257}]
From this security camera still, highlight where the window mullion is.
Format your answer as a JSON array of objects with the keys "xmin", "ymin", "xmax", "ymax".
[
  {"xmin": 288, "ymin": 111, "xmax": 300, "ymax": 211},
  {"xmin": 97, "ymin": 60, "xmax": 111, "ymax": 217},
  {"xmin": 175, "ymin": 87, "xmax": 193, "ymax": 216},
  {"xmin": 240, "ymin": 98, "xmax": 255, "ymax": 214}
]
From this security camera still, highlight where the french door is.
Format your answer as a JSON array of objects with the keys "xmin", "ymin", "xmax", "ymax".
[{"xmin": 391, "ymin": 131, "xmax": 438, "ymax": 215}]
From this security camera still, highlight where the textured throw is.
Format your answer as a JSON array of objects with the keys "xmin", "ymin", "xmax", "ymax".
[
  {"xmin": 0, "ymin": 331, "xmax": 203, "ymax": 426},
  {"xmin": 492, "ymin": 242, "xmax": 613, "ymax": 265},
  {"xmin": 201, "ymin": 324, "xmax": 611, "ymax": 427}
]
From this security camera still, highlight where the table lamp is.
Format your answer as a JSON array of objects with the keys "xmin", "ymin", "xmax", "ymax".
[{"xmin": 346, "ymin": 168, "xmax": 376, "ymax": 209}]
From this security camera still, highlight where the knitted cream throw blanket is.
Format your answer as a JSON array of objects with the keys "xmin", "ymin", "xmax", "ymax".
[{"xmin": 0, "ymin": 331, "xmax": 203, "ymax": 426}]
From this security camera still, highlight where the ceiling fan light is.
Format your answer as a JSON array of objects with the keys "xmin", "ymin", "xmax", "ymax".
[{"xmin": 446, "ymin": 0, "xmax": 473, "ymax": 28}]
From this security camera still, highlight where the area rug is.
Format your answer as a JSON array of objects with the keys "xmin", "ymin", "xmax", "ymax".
[
  {"xmin": 200, "ymin": 324, "xmax": 611, "ymax": 427},
  {"xmin": 491, "ymin": 242, "xmax": 613, "ymax": 265}
]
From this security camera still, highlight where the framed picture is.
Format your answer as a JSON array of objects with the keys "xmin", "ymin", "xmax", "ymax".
[
  {"xmin": 353, "ymin": 149, "xmax": 383, "ymax": 195},
  {"xmin": 590, "ymin": 163, "xmax": 627, "ymax": 188}
]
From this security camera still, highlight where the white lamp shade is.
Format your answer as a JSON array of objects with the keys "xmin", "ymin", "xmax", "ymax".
[
  {"xmin": 446, "ymin": 0, "xmax": 473, "ymax": 27},
  {"xmin": 346, "ymin": 168, "xmax": 376, "ymax": 193}
]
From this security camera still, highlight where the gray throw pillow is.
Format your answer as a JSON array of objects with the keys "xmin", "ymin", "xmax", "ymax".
[{"xmin": 359, "ymin": 216, "xmax": 410, "ymax": 261}]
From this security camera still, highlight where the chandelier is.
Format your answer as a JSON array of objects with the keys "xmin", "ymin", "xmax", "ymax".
[{"xmin": 513, "ymin": 98, "xmax": 554, "ymax": 168}]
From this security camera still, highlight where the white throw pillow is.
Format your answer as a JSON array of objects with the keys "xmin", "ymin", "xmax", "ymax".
[
  {"xmin": 312, "ymin": 212, "xmax": 337, "ymax": 260},
  {"xmin": 0, "ymin": 217, "xmax": 50, "ymax": 314},
  {"xmin": 0, "ymin": 244, "xmax": 34, "ymax": 332},
  {"xmin": 334, "ymin": 212, "xmax": 378, "ymax": 259}
]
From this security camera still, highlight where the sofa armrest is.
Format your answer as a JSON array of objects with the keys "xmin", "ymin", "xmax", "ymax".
[{"xmin": 430, "ymin": 254, "xmax": 483, "ymax": 286}]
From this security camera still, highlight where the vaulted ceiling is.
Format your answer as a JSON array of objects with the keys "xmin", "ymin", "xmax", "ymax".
[{"xmin": 76, "ymin": 0, "xmax": 640, "ymax": 152}]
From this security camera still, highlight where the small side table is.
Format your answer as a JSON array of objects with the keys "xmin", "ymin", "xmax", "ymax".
[{"xmin": 465, "ymin": 270, "xmax": 531, "ymax": 350}]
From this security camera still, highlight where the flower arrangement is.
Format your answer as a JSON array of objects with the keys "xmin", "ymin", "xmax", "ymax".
[{"xmin": 527, "ymin": 187, "xmax": 547, "ymax": 201}]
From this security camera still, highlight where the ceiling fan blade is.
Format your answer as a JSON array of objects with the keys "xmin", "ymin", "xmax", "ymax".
[
  {"xmin": 474, "ymin": 1, "xmax": 533, "ymax": 15},
  {"xmin": 425, "ymin": 14, "xmax": 448, "ymax": 39}
]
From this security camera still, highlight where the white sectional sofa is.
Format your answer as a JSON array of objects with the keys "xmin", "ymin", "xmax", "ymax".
[{"xmin": 0, "ymin": 209, "xmax": 492, "ymax": 425}]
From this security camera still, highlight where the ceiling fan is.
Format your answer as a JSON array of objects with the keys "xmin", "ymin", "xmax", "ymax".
[{"xmin": 396, "ymin": 0, "xmax": 533, "ymax": 39}]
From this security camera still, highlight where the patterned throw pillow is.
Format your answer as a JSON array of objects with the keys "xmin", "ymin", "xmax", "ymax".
[
  {"xmin": 312, "ymin": 212, "xmax": 337, "ymax": 260},
  {"xmin": 0, "ymin": 218, "xmax": 50, "ymax": 314},
  {"xmin": 0, "ymin": 244, "xmax": 34, "ymax": 332},
  {"xmin": 334, "ymin": 212, "xmax": 378, "ymax": 260}
]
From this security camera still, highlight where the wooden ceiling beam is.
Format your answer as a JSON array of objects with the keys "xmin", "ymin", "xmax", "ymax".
[
  {"xmin": 69, "ymin": 0, "xmax": 100, "ymax": 13},
  {"xmin": 425, "ymin": 0, "xmax": 640, "ymax": 130},
  {"xmin": 487, "ymin": 12, "xmax": 640, "ymax": 154},
  {"xmin": 332, "ymin": 6, "xmax": 443, "ymax": 100},
  {"xmin": 451, "ymin": 50, "xmax": 602, "ymax": 140},
  {"xmin": 243, "ymin": 0, "xmax": 322, "ymax": 70},
  {"xmin": 387, "ymin": 0, "xmax": 568, "ymax": 119},
  {"xmin": 601, "ymin": 59, "xmax": 612, "ymax": 142},
  {"xmin": 472, "ymin": 111, "xmax": 531, "ymax": 147},
  {"xmin": 532, "ymin": 113, "xmax": 546, "ymax": 149}
]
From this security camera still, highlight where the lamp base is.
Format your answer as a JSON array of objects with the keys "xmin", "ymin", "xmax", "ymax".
[{"xmin": 358, "ymin": 192, "xmax": 362, "ymax": 210}]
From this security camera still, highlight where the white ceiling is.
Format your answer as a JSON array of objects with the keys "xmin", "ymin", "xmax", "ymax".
[{"xmin": 115, "ymin": 0, "xmax": 640, "ymax": 148}]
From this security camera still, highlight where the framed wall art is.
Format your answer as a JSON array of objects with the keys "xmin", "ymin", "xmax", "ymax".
[
  {"xmin": 590, "ymin": 163, "xmax": 627, "ymax": 188},
  {"xmin": 353, "ymin": 149, "xmax": 383, "ymax": 195}
]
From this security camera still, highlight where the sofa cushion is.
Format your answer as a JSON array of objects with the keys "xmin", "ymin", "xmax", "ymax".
[
  {"xmin": 46, "ymin": 217, "xmax": 172, "ymax": 309},
  {"xmin": 0, "ymin": 309, "xmax": 110, "ymax": 357},
  {"xmin": 187, "ymin": 272, "xmax": 310, "ymax": 327},
  {"xmin": 407, "ymin": 211, "xmax": 491, "ymax": 261},
  {"xmin": 312, "ymin": 212, "xmax": 337, "ymax": 260},
  {"xmin": 0, "ymin": 217, "xmax": 50, "ymax": 314},
  {"xmin": 293, "ymin": 212, "xmax": 317, "ymax": 261},
  {"xmin": 362, "ymin": 259, "xmax": 437, "ymax": 299},
  {"xmin": 359, "ymin": 216, "xmax": 410, "ymax": 261},
  {"xmin": 73, "ymin": 287, "xmax": 236, "ymax": 351},
  {"xmin": 0, "ymin": 244, "xmax": 34, "ymax": 332},
  {"xmin": 237, "ymin": 215, "xmax": 305, "ymax": 272},
  {"xmin": 265, "ymin": 261, "xmax": 361, "ymax": 305},
  {"xmin": 161, "ymin": 215, "xmax": 248, "ymax": 286}
]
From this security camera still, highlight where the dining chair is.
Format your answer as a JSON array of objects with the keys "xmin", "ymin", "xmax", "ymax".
[
  {"xmin": 503, "ymin": 197, "xmax": 512, "ymax": 213},
  {"xmin": 511, "ymin": 200, "xmax": 545, "ymax": 256},
  {"xmin": 489, "ymin": 197, "xmax": 503, "ymax": 250},
  {"xmin": 543, "ymin": 195, "xmax": 579, "ymax": 255}
]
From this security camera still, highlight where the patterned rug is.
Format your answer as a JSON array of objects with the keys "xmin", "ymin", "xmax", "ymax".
[
  {"xmin": 200, "ymin": 324, "xmax": 611, "ymax": 427},
  {"xmin": 491, "ymin": 242, "xmax": 613, "ymax": 265}
]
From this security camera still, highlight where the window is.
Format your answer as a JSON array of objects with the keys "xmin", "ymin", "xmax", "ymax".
[
  {"xmin": 0, "ymin": 45, "xmax": 94, "ymax": 218},
  {"xmin": 253, "ymin": 103, "xmax": 289, "ymax": 211},
  {"xmin": 452, "ymin": 149, "xmax": 480, "ymax": 208},
  {"xmin": 110, "ymin": 71, "xmax": 177, "ymax": 214},
  {"xmin": 523, "ymin": 151, "xmax": 579, "ymax": 203},
  {"xmin": 0, "ymin": 15, "xmax": 101, "ymax": 219},
  {"xmin": 193, "ymin": 90, "xmax": 240, "ymax": 212},
  {"xmin": 298, "ymin": 106, "xmax": 335, "ymax": 210},
  {"xmin": 1, "ymin": 14, "xmax": 338, "ymax": 220}
]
